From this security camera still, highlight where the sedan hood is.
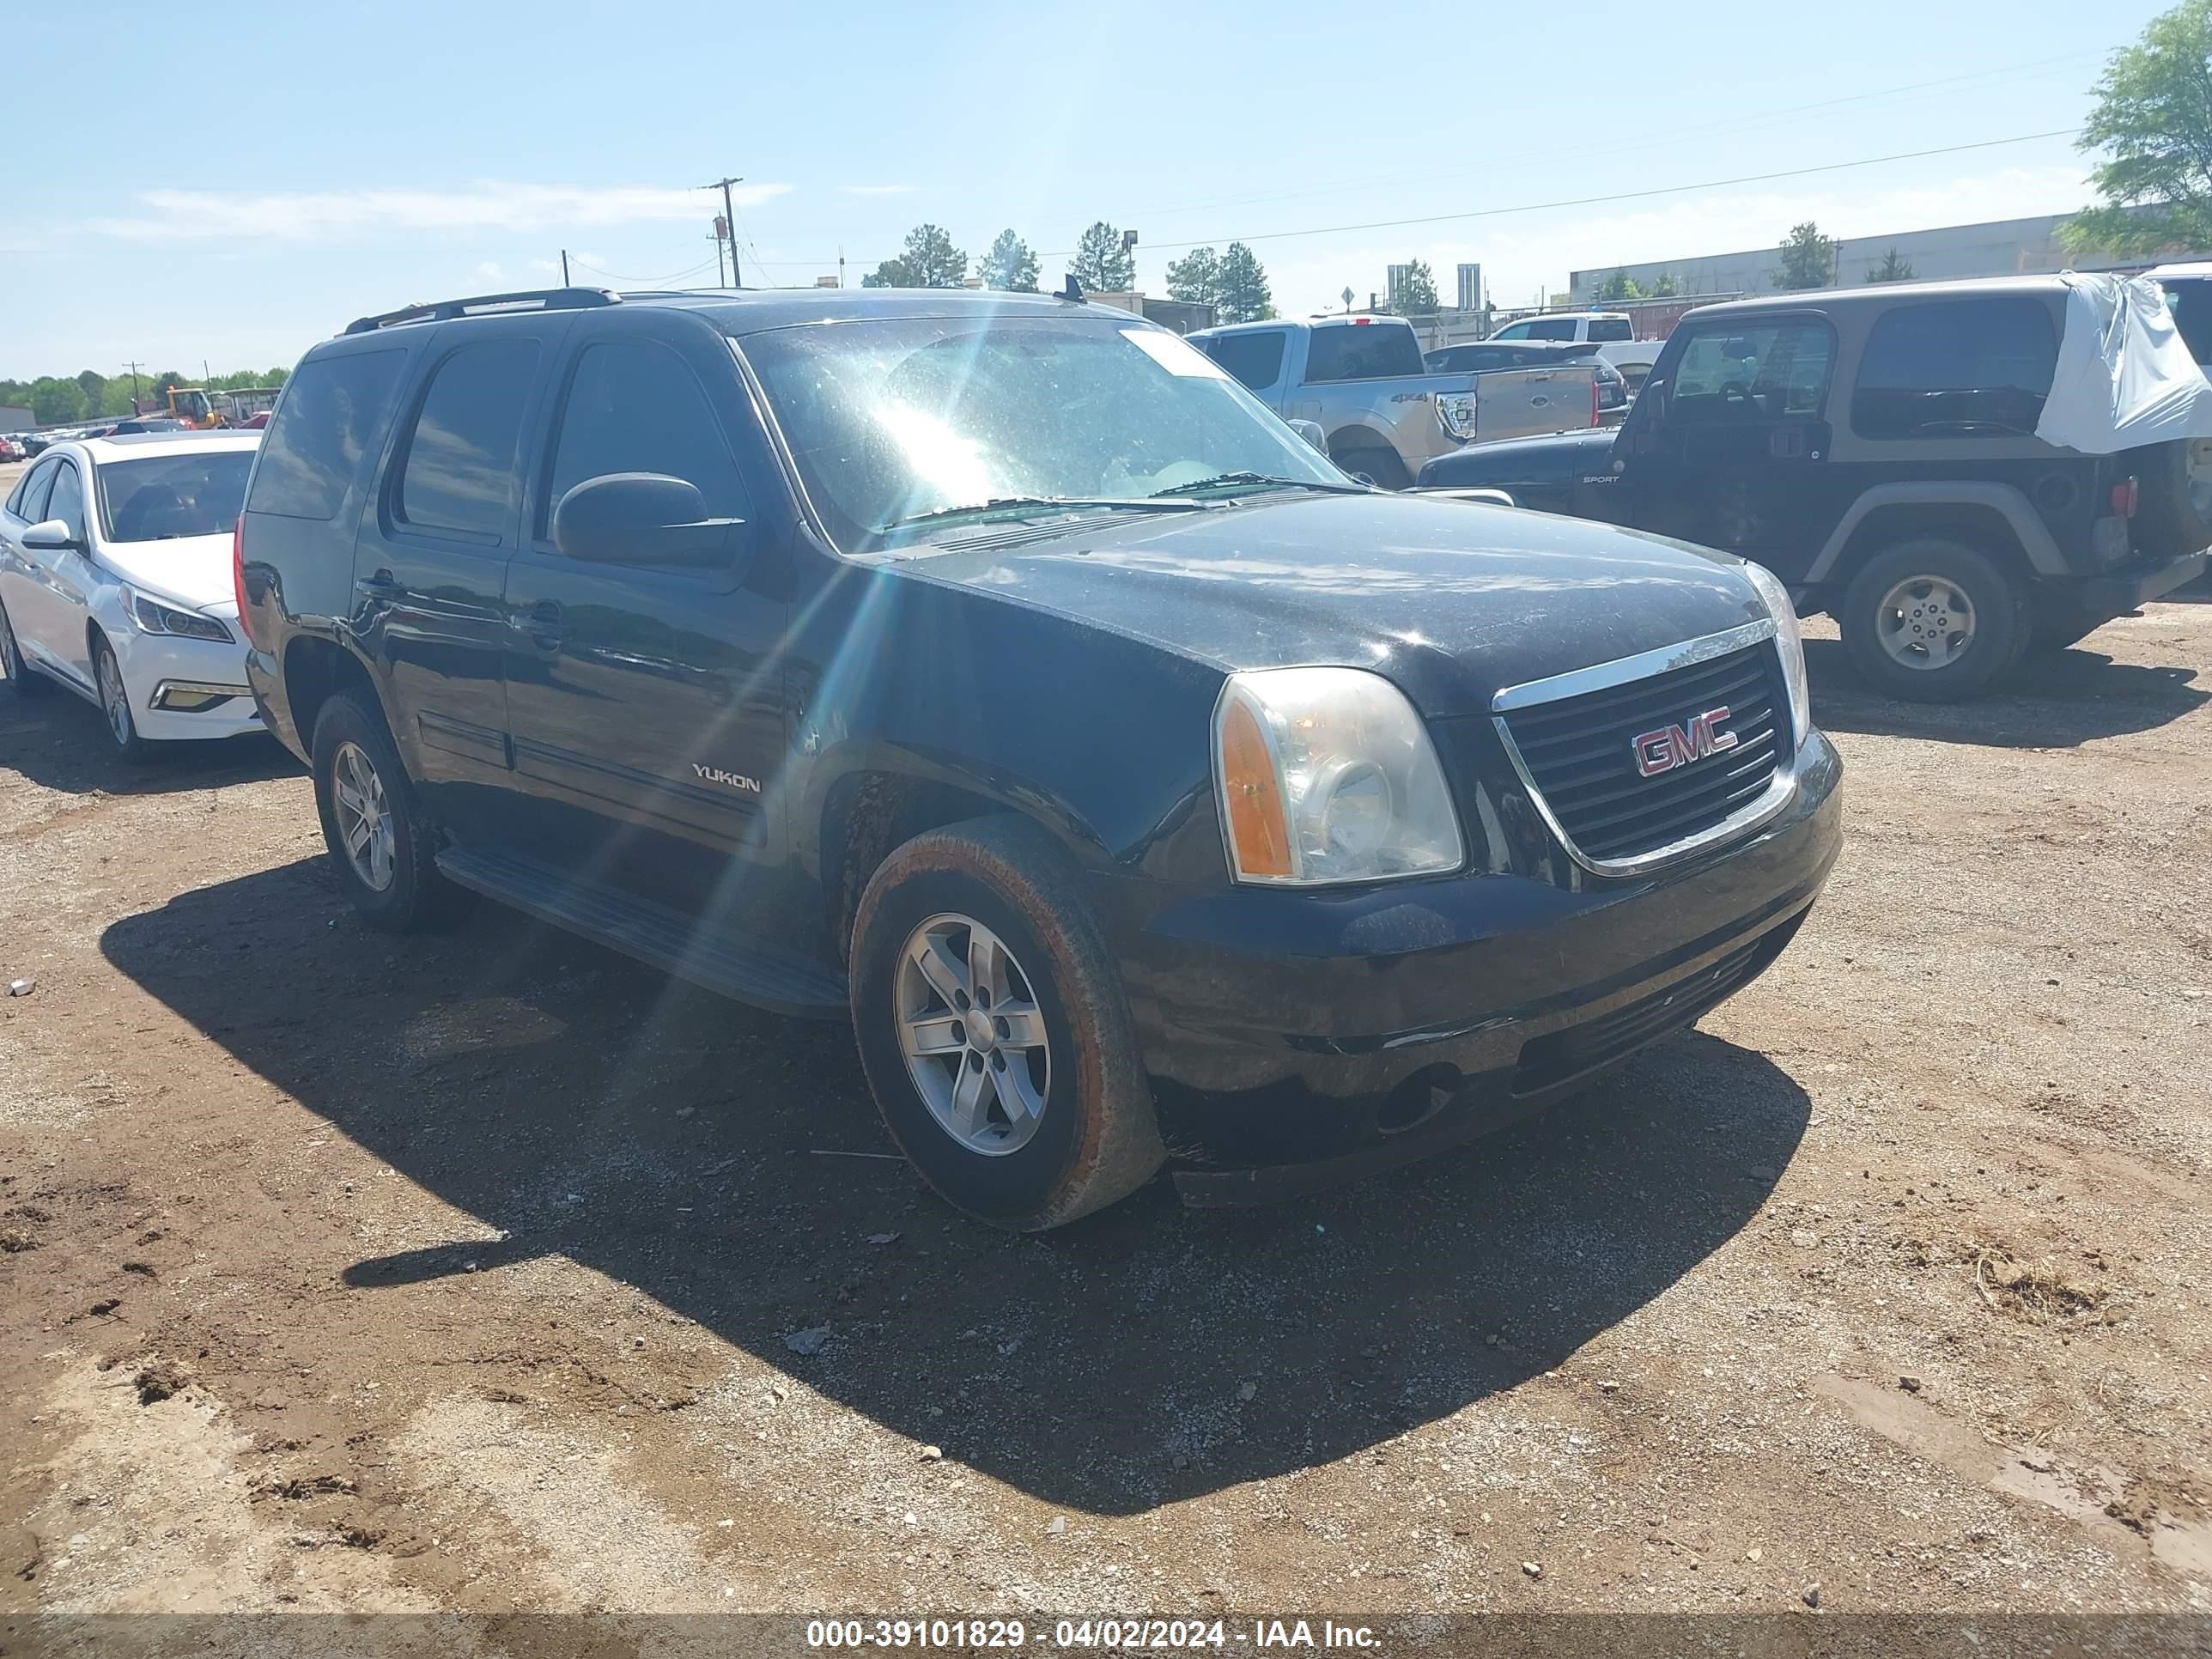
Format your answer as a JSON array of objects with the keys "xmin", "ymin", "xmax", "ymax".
[
  {"xmin": 98, "ymin": 533, "xmax": 238, "ymax": 615},
  {"xmin": 898, "ymin": 492, "xmax": 1769, "ymax": 718}
]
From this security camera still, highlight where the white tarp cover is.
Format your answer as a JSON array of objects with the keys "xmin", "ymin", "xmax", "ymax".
[{"xmin": 2035, "ymin": 272, "xmax": 2212, "ymax": 454}]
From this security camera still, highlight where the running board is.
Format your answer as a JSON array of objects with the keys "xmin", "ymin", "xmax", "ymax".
[{"xmin": 434, "ymin": 847, "xmax": 850, "ymax": 1019}]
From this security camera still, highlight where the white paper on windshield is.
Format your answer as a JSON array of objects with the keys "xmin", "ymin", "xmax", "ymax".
[
  {"xmin": 1121, "ymin": 327, "xmax": 1231, "ymax": 379},
  {"xmin": 2035, "ymin": 272, "xmax": 2212, "ymax": 454}
]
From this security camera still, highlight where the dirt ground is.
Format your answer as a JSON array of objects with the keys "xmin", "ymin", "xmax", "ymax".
[{"xmin": 3, "ymin": 471, "xmax": 2210, "ymax": 1644}]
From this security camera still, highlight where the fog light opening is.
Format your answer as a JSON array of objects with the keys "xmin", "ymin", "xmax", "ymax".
[{"xmin": 1377, "ymin": 1066, "xmax": 1461, "ymax": 1136}]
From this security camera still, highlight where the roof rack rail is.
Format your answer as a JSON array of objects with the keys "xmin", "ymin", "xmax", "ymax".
[{"xmin": 342, "ymin": 287, "xmax": 622, "ymax": 336}]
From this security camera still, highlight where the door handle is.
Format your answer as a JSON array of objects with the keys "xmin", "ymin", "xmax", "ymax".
[
  {"xmin": 356, "ymin": 570, "xmax": 404, "ymax": 602},
  {"xmin": 523, "ymin": 599, "xmax": 563, "ymax": 651}
]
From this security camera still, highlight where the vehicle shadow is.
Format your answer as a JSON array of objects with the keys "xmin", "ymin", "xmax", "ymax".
[
  {"xmin": 100, "ymin": 859, "xmax": 1808, "ymax": 1516},
  {"xmin": 0, "ymin": 685, "xmax": 298, "ymax": 794},
  {"xmin": 1804, "ymin": 636, "xmax": 2208, "ymax": 749}
]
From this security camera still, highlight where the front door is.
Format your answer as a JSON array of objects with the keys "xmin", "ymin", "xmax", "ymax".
[
  {"xmin": 350, "ymin": 319, "xmax": 564, "ymax": 835},
  {"xmin": 1617, "ymin": 312, "xmax": 1840, "ymax": 580},
  {"xmin": 499, "ymin": 318, "xmax": 792, "ymax": 927}
]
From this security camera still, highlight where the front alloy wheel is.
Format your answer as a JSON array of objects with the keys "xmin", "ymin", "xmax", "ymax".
[
  {"xmin": 92, "ymin": 634, "xmax": 152, "ymax": 761},
  {"xmin": 896, "ymin": 913, "xmax": 1052, "ymax": 1156}
]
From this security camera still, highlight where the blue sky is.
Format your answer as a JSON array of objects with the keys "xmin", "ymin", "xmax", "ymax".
[{"xmin": 0, "ymin": 0, "xmax": 2172, "ymax": 379}]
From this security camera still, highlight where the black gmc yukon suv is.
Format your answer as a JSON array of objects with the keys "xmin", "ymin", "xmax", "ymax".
[
  {"xmin": 1421, "ymin": 277, "xmax": 2209, "ymax": 702},
  {"xmin": 237, "ymin": 284, "xmax": 1842, "ymax": 1229}
]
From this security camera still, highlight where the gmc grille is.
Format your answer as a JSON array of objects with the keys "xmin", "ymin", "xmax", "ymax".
[{"xmin": 1498, "ymin": 638, "xmax": 1793, "ymax": 868}]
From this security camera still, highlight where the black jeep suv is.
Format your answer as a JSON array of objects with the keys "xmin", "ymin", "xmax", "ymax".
[
  {"xmin": 237, "ymin": 284, "xmax": 1841, "ymax": 1228},
  {"xmin": 1419, "ymin": 276, "xmax": 2209, "ymax": 702}
]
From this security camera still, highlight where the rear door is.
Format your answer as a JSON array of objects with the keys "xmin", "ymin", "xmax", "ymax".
[
  {"xmin": 499, "ymin": 313, "xmax": 793, "ymax": 920},
  {"xmin": 351, "ymin": 317, "xmax": 566, "ymax": 831},
  {"xmin": 1618, "ymin": 311, "xmax": 1840, "ymax": 575}
]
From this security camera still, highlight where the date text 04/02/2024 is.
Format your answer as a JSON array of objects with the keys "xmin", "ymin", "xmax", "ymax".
[{"xmin": 803, "ymin": 1619, "xmax": 1382, "ymax": 1650}]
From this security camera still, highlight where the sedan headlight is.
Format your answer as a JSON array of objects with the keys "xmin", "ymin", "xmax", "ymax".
[
  {"xmin": 1436, "ymin": 392, "xmax": 1480, "ymax": 443},
  {"xmin": 126, "ymin": 587, "xmax": 233, "ymax": 643},
  {"xmin": 1212, "ymin": 666, "xmax": 1464, "ymax": 885},
  {"xmin": 1741, "ymin": 560, "xmax": 1810, "ymax": 746}
]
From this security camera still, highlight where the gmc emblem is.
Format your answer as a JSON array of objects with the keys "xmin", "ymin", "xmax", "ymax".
[{"xmin": 1632, "ymin": 706, "xmax": 1739, "ymax": 778}]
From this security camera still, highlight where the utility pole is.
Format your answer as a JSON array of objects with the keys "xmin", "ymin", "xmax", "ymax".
[
  {"xmin": 709, "ymin": 222, "xmax": 728, "ymax": 289},
  {"xmin": 121, "ymin": 361, "xmax": 144, "ymax": 415},
  {"xmin": 702, "ymin": 177, "xmax": 744, "ymax": 288},
  {"xmin": 560, "ymin": 249, "xmax": 570, "ymax": 285}
]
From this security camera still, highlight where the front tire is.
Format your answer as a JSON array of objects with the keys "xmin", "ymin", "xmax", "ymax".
[
  {"xmin": 91, "ymin": 631, "xmax": 155, "ymax": 762},
  {"xmin": 1329, "ymin": 441, "xmax": 1412, "ymax": 492},
  {"xmin": 311, "ymin": 692, "xmax": 458, "ymax": 932},
  {"xmin": 1839, "ymin": 538, "xmax": 2027, "ymax": 703},
  {"xmin": 849, "ymin": 817, "xmax": 1165, "ymax": 1231}
]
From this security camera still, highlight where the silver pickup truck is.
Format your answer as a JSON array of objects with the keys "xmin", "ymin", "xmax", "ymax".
[{"xmin": 1190, "ymin": 314, "xmax": 1597, "ymax": 488}]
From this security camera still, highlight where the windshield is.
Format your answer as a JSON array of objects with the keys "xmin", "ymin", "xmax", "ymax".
[
  {"xmin": 96, "ymin": 450, "xmax": 255, "ymax": 543},
  {"xmin": 737, "ymin": 314, "xmax": 1344, "ymax": 552}
]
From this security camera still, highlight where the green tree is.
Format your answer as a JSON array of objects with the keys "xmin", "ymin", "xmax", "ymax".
[
  {"xmin": 99, "ymin": 381, "xmax": 140, "ymax": 417},
  {"xmin": 28, "ymin": 378, "xmax": 87, "ymax": 424},
  {"xmin": 1771, "ymin": 222, "xmax": 1837, "ymax": 290},
  {"xmin": 1595, "ymin": 267, "xmax": 1644, "ymax": 302},
  {"xmin": 1869, "ymin": 247, "xmax": 1917, "ymax": 283},
  {"xmin": 861, "ymin": 223, "xmax": 968, "ymax": 289},
  {"xmin": 152, "ymin": 370, "xmax": 187, "ymax": 398},
  {"xmin": 75, "ymin": 369, "xmax": 106, "ymax": 407},
  {"xmin": 977, "ymin": 229, "xmax": 1039, "ymax": 292},
  {"xmin": 1069, "ymin": 221, "xmax": 1136, "ymax": 292},
  {"xmin": 2065, "ymin": 0, "xmax": 2212, "ymax": 255},
  {"xmin": 1164, "ymin": 246, "xmax": 1223, "ymax": 311},
  {"xmin": 1397, "ymin": 258, "xmax": 1440, "ymax": 314},
  {"xmin": 1214, "ymin": 242, "xmax": 1273, "ymax": 324},
  {"xmin": 1649, "ymin": 271, "xmax": 1680, "ymax": 297}
]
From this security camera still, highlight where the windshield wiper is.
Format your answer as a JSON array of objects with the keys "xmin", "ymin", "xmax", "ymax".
[
  {"xmin": 1149, "ymin": 471, "xmax": 1373, "ymax": 498},
  {"xmin": 873, "ymin": 496, "xmax": 1211, "ymax": 535}
]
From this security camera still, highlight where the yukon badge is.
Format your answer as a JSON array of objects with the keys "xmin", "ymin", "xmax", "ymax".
[
  {"xmin": 692, "ymin": 763, "xmax": 763, "ymax": 794},
  {"xmin": 1632, "ymin": 706, "xmax": 1738, "ymax": 779}
]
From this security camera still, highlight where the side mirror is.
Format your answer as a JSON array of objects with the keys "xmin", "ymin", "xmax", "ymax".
[
  {"xmin": 20, "ymin": 519, "xmax": 81, "ymax": 553},
  {"xmin": 1287, "ymin": 418, "xmax": 1327, "ymax": 453},
  {"xmin": 552, "ymin": 473, "xmax": 744, "ymax": 568}
]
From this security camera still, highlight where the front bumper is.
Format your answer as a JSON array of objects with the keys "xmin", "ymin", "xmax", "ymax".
[
  {"xmin": 1106, "ymin": 732, "xmax": 1842, "ymax": 1194},
  {"xmin": 116, "ymin": 628, "xmax": 263, "ymax": 743}
]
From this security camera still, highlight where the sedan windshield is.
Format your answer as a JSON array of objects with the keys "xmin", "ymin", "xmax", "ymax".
[
  {"xmin": 96, "ymin": 451, "xmax": 255, "ymax": 543},
  {"xmin": 737, "ymin": 314, "xmax": 1346, "ymax": 552}
]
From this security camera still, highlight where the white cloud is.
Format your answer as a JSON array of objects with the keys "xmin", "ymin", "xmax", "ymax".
[
  {"xmin": 87, "ymin": 181, "xmax": 795, "ymax": 242},
  {"xmin": 528, "ymin": 257, "xmax": 562, "ymax": 276},
  {"xmin": 841, "ymin": 185, "xmax": 914, "ymax": 197},
  {"xmin": 475, "ymin": 260, "xmax": 505, "ymax": 281}
]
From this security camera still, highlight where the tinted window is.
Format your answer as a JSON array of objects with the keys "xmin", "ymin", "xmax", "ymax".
[
  {"xmin": 1671, "ymin": 319, "xmax": 1834, "ymax": 423},
  {"xmin": 544, "ymin": 341, "xmax": 749, "ymax": 534},
  {"xmin": 397, "ymin": 340, "xmax": 541, "ymax": 540},
  {"xmin": 1586, "ymin": 317, "xmax": 1634, "ymax": 342},
  {"xmin": 99, "ymin": 451, "xmax": 256, "ymax": 543},
  {"xmin": 1850, "ymin": 298, "xmax": 2058, "ymax": 441},
  {"xmin": 248, "ymin": 349, "xmax": 406, "ymax": 521},
  {"xmin": 1304, "ymin": 322, "xmax": 1425, "ymax": 382},
  {"xmin": 1492, "ymin": 321, "xmax": 1531, "ymax": 340},
  {"xmin": 45, "ymin": 460, "xmax": 87, "ymax": 542},
  {"xmin": 2162, "ymin": 276, "xmax": 2212, "ymax": 366},
  {"xmin": 1519, "ymin": 318, "xmax": 1580, "ymax": 342},
  {"xmin": 13, "ymin": 461, "xmax": 56, "ymax": 523},
  {"xmin": 1202, "ymin": 330, "xmax": 1286, "ymax": 391}
]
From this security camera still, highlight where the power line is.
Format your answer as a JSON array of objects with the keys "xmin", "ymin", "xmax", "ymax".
[{"xmin": 570, "ymin": 252, "xmax": 725, "ymax": 287}]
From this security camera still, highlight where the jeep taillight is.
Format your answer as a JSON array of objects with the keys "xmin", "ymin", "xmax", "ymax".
[
  {"xmin": 232, "ymin": 514, "xmax": 255, "ymax": 648},
  {"xmin": 2112, "ymin": 477, "xmax": 2139, "ymax": 518}
]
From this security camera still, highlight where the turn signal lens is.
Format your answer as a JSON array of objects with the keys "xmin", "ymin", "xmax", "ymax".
[
  {"xmin": 232, "ymin": 514, "xmax": 254, "ymax": 648},
  {"xmin": 1212, "ymin": 667, "xmax": 1464, "ymax": 887}
]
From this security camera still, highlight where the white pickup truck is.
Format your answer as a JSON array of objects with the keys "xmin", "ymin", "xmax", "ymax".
[
  {"xmin": 1486, "ymin": 311, "xmax": 1666, "ymax": 391},
  {"xmin": 1189, "ymin": 315, "xmax": 1596, "ymax": 489}
]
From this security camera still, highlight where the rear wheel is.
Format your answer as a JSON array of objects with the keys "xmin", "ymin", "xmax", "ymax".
[
  {"xmin": 311, "ymin": 692, "xmax": 460, "ymax": 932},
  {"xmin": 849, "ymin": 817, "xmax": 1164, "ymax": 1231},
  {"xmin": 1839, "ymin": 538, "xmax": 2027, "ymax": 703},
  {"xmin": 0, "ymin": 598, "xmax": 50, "ymax": 699}
]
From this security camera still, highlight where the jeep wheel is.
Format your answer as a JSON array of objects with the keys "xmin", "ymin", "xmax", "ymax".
[
  {"xmin": 849, "ymin": 817, "xmax": 1164, "ymax": 1231},
  {"xmin": 1840, "ymin": 538, "xmax": 2027, "ymax": 702},
  {"xmin": 310, "ymin": 692, "xmax": 461, "ymax": 932}
]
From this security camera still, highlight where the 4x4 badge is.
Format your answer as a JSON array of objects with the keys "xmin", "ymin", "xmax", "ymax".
[
  {"xmin": 1632, "ymin": 707, "xmax": 1738, "ymax": 778},
  {"xmin": 692, "ymin": 764, "xmax": 763, "ymax": 794}
]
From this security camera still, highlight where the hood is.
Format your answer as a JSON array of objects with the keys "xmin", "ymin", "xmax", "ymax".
[
  {"xmin": 97, "ymin": 533, "xmax": 238, "ymax": 615},
  {"xmin": 896, "ymin": 492, "xmax": 1769, "ymax": 719},
  {"xmin": 1419, "ymin": 426, "xmax": 1618, "ymax": 489}
]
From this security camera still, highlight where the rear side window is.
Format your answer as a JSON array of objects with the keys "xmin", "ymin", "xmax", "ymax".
[
  {"xmin": 396, "ymin": 340, "xmax": 541, "ymax": 541},
  {"xmin": 1202, "ymin": 330, "xmax": 1286, "ymax": 392},
  {"xmin": 1851, "ymin": 298, "xmax": 2057, "ymax": 441},
  {"xmin": 1304, "ymin": 323, "xmax": 1425, "ymax": 382},
  {"xmin": 543, "ymin": 340, "xmax": 749, "ymax": 532},
  {"xmin": 1586, "ymin": 317, "xmax": 1633, "ymax": 342},
  {"xmin": 248, "ymin": 349, "xmax": 406, "ymax": 521},
  {"xmin": 2162, "ymin": 276, "xmax": 2212, "ymax": 366},
  {"xmin": 1519, "ymin": 318, "xmax": 1580, "ymax": 342}
]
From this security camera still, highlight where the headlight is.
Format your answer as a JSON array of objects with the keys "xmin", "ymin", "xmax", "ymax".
[
  {"xmin": 1740, "ymin": 561, "xmax": 1809, "ymax": 746},
  {"xmin": 126, "ymin": 587, "xmax": 233, "ymax": 643},
  {"xmin": 1212, "ymin": 666, "xmax": 1464, "ymax": 885},
  {"xmin": 1436, "ymin": 392, "xmax": 1480, "ymax": 443}
]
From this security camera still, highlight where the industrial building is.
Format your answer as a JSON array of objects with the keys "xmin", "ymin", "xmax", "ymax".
[{"xmin": 1565, "ymin": 212, "xmax": 2210, "ymax": 305}]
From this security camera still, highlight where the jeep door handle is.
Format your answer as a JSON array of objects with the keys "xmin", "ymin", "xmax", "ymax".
[
  {"xmin": 522, "ymin": 599, "xmax": 563, "ymax": 651},
  {"xmin": 356, "ymin": 570, "xmax": 404, "ymax": 602}
]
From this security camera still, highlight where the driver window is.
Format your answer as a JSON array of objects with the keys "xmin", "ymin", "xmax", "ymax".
[
  {"xmin": 1669, "ymin": 319, "xmax": 1833, "ymax": 424},
  {"xmin": 46, "ymin": 461, "xmax": 88, "ymax": 543}
]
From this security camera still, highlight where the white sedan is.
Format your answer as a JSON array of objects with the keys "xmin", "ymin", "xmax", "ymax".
[{"xmin": 0, "ymin": 431, "xmax": 263, "ymax": 759}]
